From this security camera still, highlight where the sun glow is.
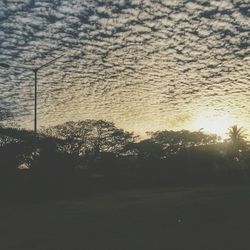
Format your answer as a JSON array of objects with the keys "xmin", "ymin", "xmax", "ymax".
[{"xmin": 191, "ymin": 114, "xmax": 236, "ymax": 139}]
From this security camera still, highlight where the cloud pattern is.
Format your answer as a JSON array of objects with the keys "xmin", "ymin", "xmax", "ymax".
[{"xmin": 0, "ymin": 0, "xmax": 249, "ymax": 136}]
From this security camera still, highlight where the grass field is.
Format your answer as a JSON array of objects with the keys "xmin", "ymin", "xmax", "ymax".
[{"xmin": 1, "ymin": 185, "xmax": 250, "ymax": 250}]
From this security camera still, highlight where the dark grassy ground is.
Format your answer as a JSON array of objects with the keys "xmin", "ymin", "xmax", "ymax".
[{"xmin": 1, "ymin": 185, "xmax": 250, "ymax": 250}]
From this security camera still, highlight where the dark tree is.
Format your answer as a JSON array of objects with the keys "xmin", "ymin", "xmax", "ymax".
[
  {"xmin": 148, "ymin": 130, "xmax": 220, "ymax": 155},
  {"xmin": 227, "ymin": 125, "xmax": 248, "ymax": 160},
  {"xmin": 45, "ymin": 120, "xmax": 135, "ymax": 158},
  {"xmin": 227, "ymin": 125, "xmax": 246, "ymax": 146},
  {"xmin": 130, "ymin": 139, "xmax": 164, "ymax": 159}
]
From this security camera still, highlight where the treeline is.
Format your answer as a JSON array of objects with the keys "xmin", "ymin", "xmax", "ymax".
[{"xmin": 0, "ymin": 120, "xmax": 249, "ymax": 200}]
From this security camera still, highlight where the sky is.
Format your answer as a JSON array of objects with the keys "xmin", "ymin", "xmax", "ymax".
[{"xmin": 0, "ymin": 0, "xmax": 249, "ymax": 138}]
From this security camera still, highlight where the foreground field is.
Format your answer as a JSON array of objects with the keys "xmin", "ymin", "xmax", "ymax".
[{"xmin": 1, "ymin": 185, "xmax": 250, "ymax": 250}]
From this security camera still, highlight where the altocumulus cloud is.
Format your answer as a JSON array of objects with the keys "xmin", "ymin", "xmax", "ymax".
[{"xmin": 0, "ymin": 0, "xmax": 249, "ymax": 135}]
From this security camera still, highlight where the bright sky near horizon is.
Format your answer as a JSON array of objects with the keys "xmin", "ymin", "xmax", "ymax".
[{"xmin": 0, "ymin": 0, "xmax": 249, "ymax": 138}]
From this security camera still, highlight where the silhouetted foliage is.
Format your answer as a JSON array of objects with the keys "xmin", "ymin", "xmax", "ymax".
[
  {"xmin": 1, "ymin": 120, "xmax": 250, "ymax": 200},
  {"xmin": 226, "ymin": 125, "xmax": 248, "ymax": 161},
  {"xmin": 228, "ymin": 125, "xmax": 246, "ymax": 145},
  {"xmin": 45, "ymin": 120, "xmax": 135, "ymax": 158},
  {"xmin": 0, "ymin": 108, "xmax": 12, "ymax": 122},
  {"xmin": 131, "ymin": 139, "xmax": 164, "ymax": 159},
  {"xmin": 147, "ymin": 130, "xmax": 220, "ymax": 155}
]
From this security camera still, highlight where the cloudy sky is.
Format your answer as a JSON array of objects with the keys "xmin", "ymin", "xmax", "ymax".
[{"xmin": 0, "ymin": 0, "xmax": 249, "ymax": 137}]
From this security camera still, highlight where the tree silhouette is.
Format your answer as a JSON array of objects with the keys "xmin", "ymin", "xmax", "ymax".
[
  {"xmin": 0, "ymin": 126, "xmax": 63, "ymax": 169},
  {"xmin": 227, "ymin": 125, "xmax": 248, "ymax": 160},
  {"xmin": 131, "ymin": 139, "xmax": 164, "ymax": 159},
  {"xmin": 148, "ymin": 130, "xmax": 220, "ymax": 155},
  {"xmin": 0, "ymin": 108, "xmax": 12, "ymax": 121},
  {"xmin": 45, "ymin": 120, "xmax": 135, "ymax": 159},
  {"xmin": 0, "ymin": 108, "xmax": 15, "ymax": 129},
  {"xmin": 228, "ymin": 125, "xmax": 246, "ymax": 145}
]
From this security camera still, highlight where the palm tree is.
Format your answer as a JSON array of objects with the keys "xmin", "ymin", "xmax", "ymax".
[
  {"xmin": 228, "ymin": 125, "xmax": 246, "ymax": 145},
  {"xmin": 227, "ymin": 125, "xmax": 247, "ymax": 160}
]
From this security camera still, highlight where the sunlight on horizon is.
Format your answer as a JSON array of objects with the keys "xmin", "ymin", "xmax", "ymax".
[{"xmin": 191, "ymin": 113, "xmax": 237, "ymax": 139}]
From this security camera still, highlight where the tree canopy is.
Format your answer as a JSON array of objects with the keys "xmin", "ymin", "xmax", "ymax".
[
  {"xmin": 147, "ymin": 130, "xmax": 220, "ymax": 155},
  {"xmin": 227, "ymin": 125, "xmax": 247, "ymax": 146},
  {"xmin": 45, "ymin": 120, "xmax": 135, "ymax": 157}
]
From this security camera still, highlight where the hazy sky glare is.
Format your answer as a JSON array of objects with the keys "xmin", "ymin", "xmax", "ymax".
[{"xmin": 0, "ymin": 0, "xmax": 249, "ymax": 137}]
